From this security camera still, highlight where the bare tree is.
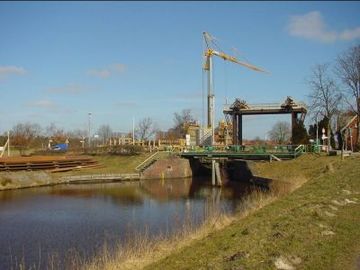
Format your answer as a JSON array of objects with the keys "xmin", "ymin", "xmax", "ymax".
[
  {"xmin": 336, "ymin": 44, "xmax": 360, "ymax": 144},
  {"xmin": 46, "ymin": 123, "xmax": 66, "ymax": 143},
  {"xmin": 308, "ymin": 64, "xmax": 342, "ymax": 149},
  {"xmin": 136, "ymin": 117, "xmax": 157, "ymax": 141},
  {"xmin": 68, "ymin": 128, "xmax": 87, "ymax": 140},
  {"xmin": 268, "ymin": 121, "xmax": 291, "ymax": 144},
  {"xmin": 67, "ymin": 128, "xmax": 88, "ymax": 149},
  {"xmin": 11, "ymin": 122, "xmax": 42, "ymax": 153},
  {"xmin": 97, "ymin": 124, "xmax": 113, "ymax": 144},
  {"xmin": 173, "ymin": 109, "xmax": 196, "ymax": 138}
]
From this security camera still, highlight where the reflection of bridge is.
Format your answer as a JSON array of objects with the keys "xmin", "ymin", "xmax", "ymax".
[{"xmin": 223, "ymin": 97, "xmax": 307, "ymax": 145}]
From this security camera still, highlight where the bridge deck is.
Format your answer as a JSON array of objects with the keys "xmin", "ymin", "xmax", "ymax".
[{"xmin": 180, "ymin": 151, "xmax": 302, "ymax": 160}]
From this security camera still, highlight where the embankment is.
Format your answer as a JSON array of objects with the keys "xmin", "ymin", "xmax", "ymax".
[
  {"xmin": 0, "ymin": 154, "xmax": 189, "ymax": 191},
  {"xmin": 144, "ymin": 154, "xmax": 360, "ymax": 270},
  {"xmin": 82, "ymin": 154, "xmax": 360, "ymax": 270},
  {"xmin": 0, "ymin": 171, "xmax": 56, "ymax": 190},
  {"xmin": 0, "ymin": 154, "xmax": 150, "ymax": 191},
  {"xmin": 141, "ymin": 156, "xmax": 192, "ymax": 179}
]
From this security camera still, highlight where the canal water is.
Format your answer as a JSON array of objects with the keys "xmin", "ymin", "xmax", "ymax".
[{"xmin": 0, "ymin": 178, "xmax": 255, "ymax": 269}]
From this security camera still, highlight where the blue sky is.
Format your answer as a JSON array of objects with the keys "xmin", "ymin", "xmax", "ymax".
[{"xmin": 1, "ymin": 1, "xmax": 360, "ymax": 139}]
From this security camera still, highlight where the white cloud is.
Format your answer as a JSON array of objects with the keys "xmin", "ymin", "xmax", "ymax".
[
  {"xmin": 88, "ymin": 69, "xmax": 111, "ymax": 79},
  {"xmin": 47, "ymin": 83, "xmax": 95, "ymax": 94},
  {"xmin": 111, "ymin": 63, "xmax": 126, "ymax": 73},
  {"xmin": 287, "ymin": 11, "xmax": 360, "ymax": 43},
  {"xmin": 0, "ymin": 65, "xmax": 26, "ymax": 80},
  {"xmin": 26, "ymin": 99, "xmax": 57, "ymax": 109},
  {"xmin": 25, "ymin": 99, "xmax": 76, "ymax": 115},
  {"xmin": 339, "ymin": 27, "xmax": 360, "ymax": 41},
  {"xmin": 88, "ymin": 63, "xmax": 126, "ymax": 79}
]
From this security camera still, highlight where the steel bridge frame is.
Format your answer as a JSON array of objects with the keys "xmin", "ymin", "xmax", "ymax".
[{"xmin": 223, "ymin": 97, "xmax": 307, "ymax": 145}]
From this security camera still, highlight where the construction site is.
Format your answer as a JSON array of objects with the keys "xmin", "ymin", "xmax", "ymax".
[
  {"xmin": 0, "ymin": 32, "xmax": 311, "ymax": 179},
  {"xmin": 1, "ymin": 3, "xmax": 359, "ymax": 270},
  {"xmin": 4, "ymin": 31, "xmax": 354, "ymax": 188}
]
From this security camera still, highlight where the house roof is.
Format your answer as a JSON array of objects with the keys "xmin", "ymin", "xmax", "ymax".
[{"xmin": 341, "ymin": 115, "xmax": 358, "ymax": 132}]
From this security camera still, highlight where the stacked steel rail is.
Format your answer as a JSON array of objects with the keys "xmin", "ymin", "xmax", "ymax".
[{"xmin": 0, "ymin": 156, "xmax": 99, "ymax": 172}]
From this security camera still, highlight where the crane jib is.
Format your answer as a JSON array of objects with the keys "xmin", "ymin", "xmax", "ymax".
[{"xmin": 202, "ymin": 32, "xmax": 268, "ymax": 146}]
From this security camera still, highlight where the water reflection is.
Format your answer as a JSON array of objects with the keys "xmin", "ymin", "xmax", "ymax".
[
  {"xmin": 140, "ymin": 177, "xmax": 254, "ymax": 201},
  {"xmin": 0, "ymin": 178, "xmax": 255, "ymax": 269}
]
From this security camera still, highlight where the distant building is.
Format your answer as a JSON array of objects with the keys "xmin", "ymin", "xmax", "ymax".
[
  {"xmin": 216, "ymin": 120, "xmax": 232, "ymax": 145},
  {"xmin": 340, "ymin": 114, "xmax": 359, "ymax": 151},
  {"xmin": 183, "ymin": 122, "xmax": 200, "ymax": 146}
]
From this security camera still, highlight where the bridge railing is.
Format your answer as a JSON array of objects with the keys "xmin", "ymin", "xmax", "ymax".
[
  {"xmin": 182, "ymin": 144, "xmax": 307, "ymax": 155},
  {"xmin": 135, "ymin": 151, "xmax": 172, "ymax": 172},
  {"xmin": 294, "ymin": 144, "xmax": 305, "ymax": 157}
]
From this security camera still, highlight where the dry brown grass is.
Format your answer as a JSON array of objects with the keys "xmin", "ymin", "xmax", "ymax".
[
  {"xmin": 82, "ymin": 214, "xmax": 234, "ymax": 270},
  {"xmin": 81, "ymin": 156, "xmax": 315, "ymax": 270},
  {"xmin": 10, "ymin": 155, "xmax": 318, "ymax": 270},
  {"xmin": 80, "ymin": 188, "xmax": 281, "ymax": 270},
  {"xmin": 11, "ymin": 186, "xmax": 303, "ymax": 270}
]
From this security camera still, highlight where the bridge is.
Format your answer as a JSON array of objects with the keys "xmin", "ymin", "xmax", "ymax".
[
  {"xmin": 223, "ymin": 97, "xmax": 307, "ymax": 145},
  {"xmin": 180, "ymin": 145, "xmax": 305, "ymax": 186},
  {"xmin": 180, "ymin": 144, "xmax": 305, "ymax": 161}
]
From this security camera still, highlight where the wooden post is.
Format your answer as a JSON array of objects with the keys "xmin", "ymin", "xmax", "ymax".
[{"xmin": 7, "ymin": 131, "xmax": 10, "ymax": 157}]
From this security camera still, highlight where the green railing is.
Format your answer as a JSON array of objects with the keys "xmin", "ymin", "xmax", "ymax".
[
  {"xmin": 294, "ymin": 144, "xmax": 305, "ymax": 157},
  {"xmin": 182, "ymin": 144, "xmax": 307, "ymax": 160}
]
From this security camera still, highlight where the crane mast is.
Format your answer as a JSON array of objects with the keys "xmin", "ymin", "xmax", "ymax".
[{"xmin": 202, "ymin": 32, "xmax": 267, "ymax": 146}]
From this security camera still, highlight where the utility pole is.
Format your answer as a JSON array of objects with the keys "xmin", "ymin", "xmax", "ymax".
[
  {"xmin": 132, "ymin": 117, "xmax": 135, "ymax": 145},
  {"xmin": 7, "ymin": 131, "xmax": 10, "ymax": 156},
  {"xmin": 316, "ymin": 114, "xmax": 319, "ymax": 147},
  {"xmin": 88, "ymin": 112, "xmax": 92, "ymax": 148}
]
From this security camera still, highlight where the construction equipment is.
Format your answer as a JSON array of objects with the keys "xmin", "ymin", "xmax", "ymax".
[{"xmin": 202, "ymin": 32, "xmax": 267, "ymax": 145}]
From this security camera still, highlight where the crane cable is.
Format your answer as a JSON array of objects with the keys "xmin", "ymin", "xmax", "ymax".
[
  {"xmin": 209, "ymin": 33, "xmax": 230, "ymax": 106},
  {"xmin": 201, "ymin": 36, "xmax": 206, "ymax": 129},
  {"xmin": 224, "ymin": 60, "xmax": 228, "ymax": 105}
]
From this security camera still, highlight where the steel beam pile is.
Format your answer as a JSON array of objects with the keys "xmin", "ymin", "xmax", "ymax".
[{"xmin": 0, "ymin": 156, "xmax": 98, "ymax": 172}]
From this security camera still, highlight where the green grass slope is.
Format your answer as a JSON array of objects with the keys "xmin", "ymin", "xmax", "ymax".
[{"xmin": 146, "ymin": 155, "xmax": 360, "ymax": 270}]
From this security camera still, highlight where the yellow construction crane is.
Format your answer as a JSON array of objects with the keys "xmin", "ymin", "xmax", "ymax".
[{"xmin": 202, "ymin": 32, "xmax": 267, "ymax": 145}]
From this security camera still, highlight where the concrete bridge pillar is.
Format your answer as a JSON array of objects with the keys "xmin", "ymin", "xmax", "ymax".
[{"xmin": 211, "ymin": 159, "xmax": 222, "ymax": 187}]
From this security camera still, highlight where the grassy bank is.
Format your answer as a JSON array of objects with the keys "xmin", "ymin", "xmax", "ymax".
[
  {"xmin": 145, "ymin": 154, "xmax": 360, "ymax": 270},
  {"xmin": 67, "ymin": 153, "xmax": 153, "ymax": 175},
  {"xmin": 0, "ymin": 153, "xmax": 152, "ymax": 190},
  {"xmin": 83, "ymin": 154, "xmax": 359, "ymax": 270}
]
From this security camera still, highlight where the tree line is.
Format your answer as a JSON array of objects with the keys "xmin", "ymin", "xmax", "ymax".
[
  {"xmin": 268, "ymin": 44, "xmax": 360, "ymax": 150},
  {"xmin": 0, "ymin": 109, "xmax": 197, "ymax": 152},
  {"xmin": 2, "ymin": 44, "xmax": 359, "ymax": 152}
]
